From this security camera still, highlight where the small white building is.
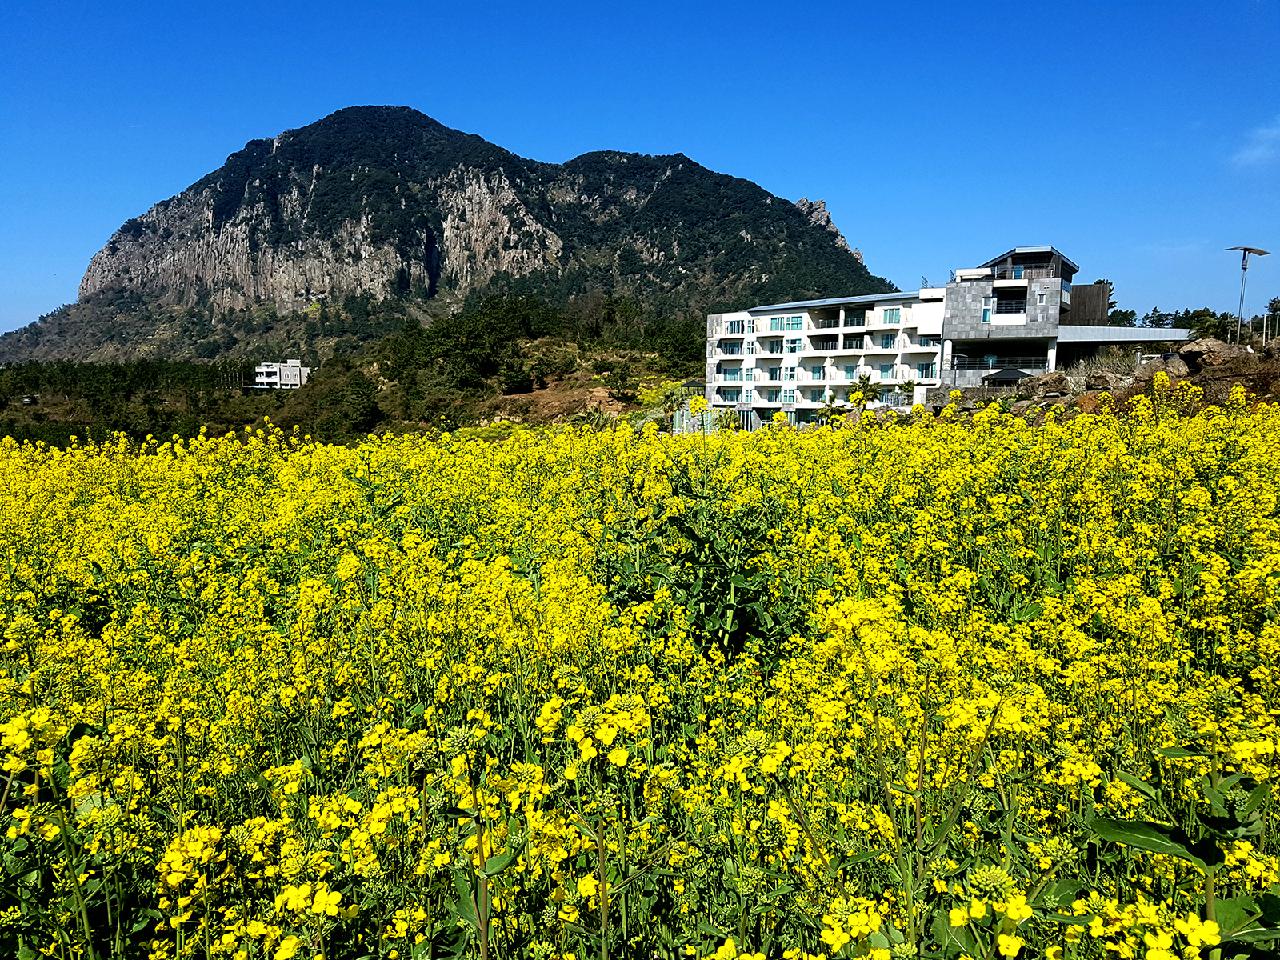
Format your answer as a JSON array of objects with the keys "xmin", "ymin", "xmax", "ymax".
[{"xmin": 253, "ymin": 359, "xmax": 311, "ymax": 389}]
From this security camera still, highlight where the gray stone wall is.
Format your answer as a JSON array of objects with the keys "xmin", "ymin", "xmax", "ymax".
[
  {"xmin": 1025, "ymin": 279, "xmax": 1063, "ymax": 328},
  {"xmin": 942, "ymin": 280, "xmax": 1064, "ymax": 341},
  {"xmin": 943, "ymin": 280, "xmax": 992, "ymax": 338}
]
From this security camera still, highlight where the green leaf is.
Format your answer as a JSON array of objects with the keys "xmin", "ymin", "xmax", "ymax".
[
  {"xmin": 1088, "ymin": 817, "xmax": 1208, "ymax": 867},
  {"xmin": 1155, "ymin": 745, "xmax": 1205, "ymax": 759},
  {"xmin": 1116, "ymin": 770, "xmax": 1158, "ymax": 801},
  {"xmin": 1256, "ymin": 891, "xmax": 1280, "ymax": 926},
  {"xmin": 482, "ymin": 843, "xmax": 523, "ymax": 878},
  {"xmin": 1228, "ymin": 926, "xmax": 1280, "ymax": 944},
  {"xmin": 449, "ymin": 869, "xmax": 478, "ymax": 931},
  {"xmin": 1037, "ymin": 878, "xmax": 1084, "ymax": 908},
  {"xmin": 1216, "ymin": 895, "xmax": 1260, "ymax": 938}
]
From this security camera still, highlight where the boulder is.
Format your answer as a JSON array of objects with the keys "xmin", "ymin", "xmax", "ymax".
[
  {"xmin": 1020, "ymin": 370, "xmax": 1071, "ymax": 398},
  {"xmin": 1178, "ymin": 338, "xmax": 1247, "ymax": 373},
  {"xmin": 1135, "ymin": 355, "xmax": 1189, "ymax": 380},
  {"xmin": 1085, "ymin": 370, "xmax": 1133, "ymax": 392}
]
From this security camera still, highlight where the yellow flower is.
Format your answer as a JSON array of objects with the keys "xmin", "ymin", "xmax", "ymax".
[
  {"xmin": 996, "ymin": 933, "xmax": 1024, "ymax": 957},
  {"xmin": 274, "ymin": 936, "xmax": 302, "ymax": 960},
  {"xmin": 607, "ymin": 746, "xmax": 629, "ymax": 767},
  {"xmin": 1002, "ymin": 894, "xmax": 1033, "ymax": 923},
  {"xmin": 312, "ymin": 883, "xmax": 342, "ymax": 916}
]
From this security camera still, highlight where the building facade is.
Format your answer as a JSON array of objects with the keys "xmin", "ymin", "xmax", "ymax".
[
  {"xmin": 253, "ymin": 359, "xmax": 311, "ymax": 389},
  {"xmin": 706, "ymin": 246, "xmax": 1187, "ymax": 428}
]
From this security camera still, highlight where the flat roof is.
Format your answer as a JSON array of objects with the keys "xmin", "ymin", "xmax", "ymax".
[
  {"xmin": 1057, "ymin": 326, "xmax": 1191, "ymax": 343},
  {"xmin": 747, "ymin": 290, "xmax": 920, "ymax": 313},
  {"xmin": 977, "ymin": 246, "xmax": 1080, "ymax": 272}
]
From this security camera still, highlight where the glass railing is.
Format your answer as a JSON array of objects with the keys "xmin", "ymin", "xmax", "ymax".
[
  {"xmin": 952, "ymin": 357, "xmax": 1049, "ymax": 370},
  {"xmin": 993, "ymin": 266, "xmax": 1059, "ymax": 280}
]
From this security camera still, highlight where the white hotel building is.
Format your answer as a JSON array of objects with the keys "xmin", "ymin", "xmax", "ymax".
[
  {"xmin": 252, "ymin": 359, "xmax": 312, "ymax": 389},
  {"xmin": 706, "ymin": 246, "xmax": 1189, "ymax": 428}
]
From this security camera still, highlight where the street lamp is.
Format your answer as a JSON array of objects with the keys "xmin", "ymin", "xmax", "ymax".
[{"xmin": 1228, "ymin": 246, "xmax": 1270, "ymax": 343}]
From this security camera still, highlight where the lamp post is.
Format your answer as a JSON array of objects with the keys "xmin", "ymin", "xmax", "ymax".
[{"xmin": 1228, "ymin": 246, "xmax": 1270, "ymax": 343}]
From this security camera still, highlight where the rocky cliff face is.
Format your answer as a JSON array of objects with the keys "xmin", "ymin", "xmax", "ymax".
[
  {"xmin": 794, "ymin": 198, "xmax": 852, "ymax": 253},
  {"xmin": 7, "ymin": 106, "xmax": 892, "ymax": 361}
]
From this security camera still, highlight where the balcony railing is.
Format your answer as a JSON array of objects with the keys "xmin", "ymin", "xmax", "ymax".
[
  {"xmin": 812, "ymin": 317, "xmax": 841, "ymax": 329},
  {"xmin": 810, "ymin": 337, "xmax": 840, "ymax": 350},
  {"xmin": 952, "ymin": 357, "xmax": 1049, "ymax": 370},
  {"xmin": 994, "ymin": 300, "xmax": 1027, "ymax": 314},
  {"xmin": 993, "ymin": 266, "xmax": 1060, "ymax": 280}
]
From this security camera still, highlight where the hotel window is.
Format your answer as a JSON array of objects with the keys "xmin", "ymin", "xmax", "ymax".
[
  {"xmin": 879, "ymin": 363, "xmax": 893, "ymax": 380},
  {"xmin": 747, "ymin": 318, "xmax": 758, "ymax": 333},
  {"xmin": 880, "ymin": 333, "xmax": 895, "ymax": 349},
  {"xmin": 918, "ymin": 335, "xmax": 937, "ymax": 347},
  {"xmin": 782, "ymin": 389, "xmax": 796, "ymax": 404},
  {"xmin": 746, "ymin": 340, "xmax": 756, "ymax": 355},
  {"xmin": 769, "ymin": 317, "xmax": 785, "ymax": 331},
  {"xmin": 843, "ymin": 364, "xmax": 857, "ymax": 380},
  {"xmin": 786, "ymin": 338, "xmax": 802, "ymax": 354},
  {"xmin": 784, "ymin": 367, "xmax": 796, "ymax": 381},
  {"xmin": 883, "ymin": 307, "xmax": 901, "ymax": 324},
  {"xmin": 786, "ymin": 315, "xmax": 803, "ymax": 330},
  {"xmin": 917, "ymin": 362, "xmax": 936, "ymax": 378},
  {"xmin": 743, "ymin": 389, "xmax": 753, "ymax": 403},
  {"xmin": 745, "ymin": 368, "xmax": 755, "ymax": 382},
  {"xmin": 767, "ymin": 366, "xmax": 781, "ymax": 381},
  {"xmin": 810, "ymin": 364, "xmax": 824, "ymax": 380},
  {"xmin": 982, "ymin": 297, "xmax": 993, "ymax": 324},
  {"xmin": 846, "ymin": 311, "xmax": 866, "ymax": 327}
]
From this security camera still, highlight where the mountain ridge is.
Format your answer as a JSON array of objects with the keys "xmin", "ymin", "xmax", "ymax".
[{"xmin": 3, "ymin": 105, "xmax": 893, "ymax": 363}]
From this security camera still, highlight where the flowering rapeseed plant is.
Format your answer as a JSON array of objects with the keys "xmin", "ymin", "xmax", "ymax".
[{"xmin": 2, "ymin": 383, "xmax": 1280, "ymax": 958}]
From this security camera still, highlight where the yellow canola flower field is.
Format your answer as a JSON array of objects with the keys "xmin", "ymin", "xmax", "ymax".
[{"xmin": 3, "ymin": 381, "xmax": 1280, "ymax": 960}]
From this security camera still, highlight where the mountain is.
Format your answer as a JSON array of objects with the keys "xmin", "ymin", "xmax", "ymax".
[{"xmin": 1, "ymin": 106, "xmax": 893, "ymax": 362}]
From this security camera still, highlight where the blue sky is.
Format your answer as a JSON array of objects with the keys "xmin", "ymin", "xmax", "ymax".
[{"xmin": 1, "ymin": 0, "xmax": 1278, "ymax": 333}]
